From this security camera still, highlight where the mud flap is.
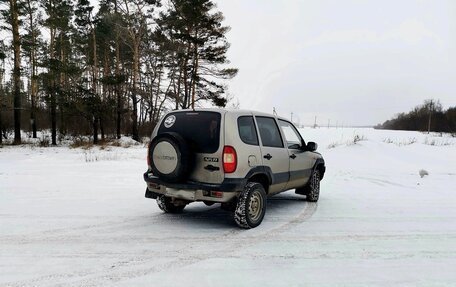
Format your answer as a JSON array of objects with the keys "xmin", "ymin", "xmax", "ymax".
[{"xmin": 145, "ymin": 188, "xmax": 159, "ymax": 199}]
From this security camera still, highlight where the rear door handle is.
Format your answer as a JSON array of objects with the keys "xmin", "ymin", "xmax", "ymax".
[
  {"xmin": 204, "ymin": 165, "xmax": 220, "ymax": 172},
  {"xmin": 263, "ymin": 154, "xmax": 272, "ymax": 160},
  {"xmin": 290, "ymin": 154, "xmax": 296, "ymax": 159}
]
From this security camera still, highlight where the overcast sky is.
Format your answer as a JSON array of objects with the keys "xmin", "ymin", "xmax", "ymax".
[
  {"xmin": 89, "ymin": 0, "xmax": 456, "ymax": 126},
  {"xmin": 212, "ymin": 0, "xmax": 456, "ymax": 126}
]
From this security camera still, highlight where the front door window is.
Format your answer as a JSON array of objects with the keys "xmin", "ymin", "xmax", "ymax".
[{"xmin": 278, "ymin": 120, "xmax": 303, "ymax": 149}]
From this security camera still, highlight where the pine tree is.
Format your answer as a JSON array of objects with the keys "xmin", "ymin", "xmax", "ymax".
[
  {"xmin": 0, "ymin": 0, "xmax": 23, "ymax": 143},
  {"xmin": 116, "ymin": 0, "xmax": 160, "ymax": 141},
  {"xmin": 0, "ymin": 0, "xmax": 238, "ymax": 143},
  {"xmin": 99, "ymin": 0, "xmax": 128, "ymax": 139},
  {"xmin": 22, "ymin": 0, "xmax": 41, "ymax": 138},
  {"xmin": 113, "ymin": 0, "xmax": 124, "ymax": 139},
  {"xmin": 41, "ymin": 0, "xmax": 73, "ymax": 145},
  {"xmin": 75, "ymin": 0, "xmax": 100, "ymax": 143},
  {"xmin": 159, "ymin": 0, "xmax": 238, "ymax": 109}
]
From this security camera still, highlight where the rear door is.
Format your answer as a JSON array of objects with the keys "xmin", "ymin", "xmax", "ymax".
[
  {"xmin": 278, "ymin": 120, "xmax": 315, "ymax": 190},
  {"xmin": 157, "ymin": 111, "xmax": 224, "ymax": 184},
  {"xmin": 255, "ymin": 116, "xmax": 290, "ymax": 194}
]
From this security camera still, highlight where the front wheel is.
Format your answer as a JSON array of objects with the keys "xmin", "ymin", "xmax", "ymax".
[
  {"xmin": 234, "ymin": 182, "xmax": 267, "ymax": 229},
  {"xmin": 306, "ymin": 170, "xmax": 320, "ymax": 202},
  {"xmin": 156, "ymin": 195, "xmax": 186, "ymax": 213}
]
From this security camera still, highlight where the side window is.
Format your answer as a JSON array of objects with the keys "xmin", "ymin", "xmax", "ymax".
[
  {"xmin": 238, "ymin": 116, "xmax": 259, "ymax": 145},
  {"xmin": 256, "ymin": 117, "xmax": 284, "ymax": 148},
  {"xmin": 279, "ymin": 120, "xmax": 303, "ymax": 149}
]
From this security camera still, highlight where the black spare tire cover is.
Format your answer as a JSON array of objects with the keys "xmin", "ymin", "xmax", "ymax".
[{"xmin": 149, "ymin": 132, "xmax": 192, "ymax": 183}]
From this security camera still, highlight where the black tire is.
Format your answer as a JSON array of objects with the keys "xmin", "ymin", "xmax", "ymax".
[
  {"xmin": 156, "ymin": 195, "xmax": 186, "ymax": 213},
  {"xmin": 305, "ymin": 170, "xmax": 320, "ymax": 202},
  {"xmin": 234, "ymin": 182, "xmax": 267, "ymax": 229},
  {"xmin": 149, "ymin": 132, "xmax": 193, "ymax": 183}
]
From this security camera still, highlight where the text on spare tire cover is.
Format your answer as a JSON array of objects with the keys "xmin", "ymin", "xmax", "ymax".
[
  {"xmin": 152, "ymin": 141, "xmax": 179, "ymax": 174},
  {"xmin": 164, "ymin": 115, "xmax": 176, "ymax": 128}
]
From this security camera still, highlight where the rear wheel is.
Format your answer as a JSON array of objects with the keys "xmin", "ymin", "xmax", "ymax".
[
  {"xmin": 156, "ymin": 195, "xmax": 186, "ymax": 213},
  {"xmin": 234, "ymin": 182, "xmax": 267, "ymax": 229}
]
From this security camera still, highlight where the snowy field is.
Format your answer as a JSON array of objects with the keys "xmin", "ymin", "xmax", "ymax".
[{"xmin": 1, "ymin": 128, "xmax": 456, "ymax": 286}]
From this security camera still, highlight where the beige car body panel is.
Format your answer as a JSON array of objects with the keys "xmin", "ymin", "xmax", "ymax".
[{"xmin": 147, "ymin": 108, "xmax": 323, "ymax": 202}]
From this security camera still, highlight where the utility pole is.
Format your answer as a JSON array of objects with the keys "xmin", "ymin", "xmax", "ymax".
[
  {"xmin": 328, "ymin": 119, "xmax": 330, "ymax": 129},
  {"xmin": 290, "ymin": 112, "xmax": 293, "ymax": 122},
  {"xmin": 313, "ymin": 116, "xmax": 317, "ymax": 128}
]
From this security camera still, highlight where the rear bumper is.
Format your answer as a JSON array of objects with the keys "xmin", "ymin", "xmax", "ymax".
[{"xmin": 143, "ymin": 172, "xmax": 245, "ymax": 203}]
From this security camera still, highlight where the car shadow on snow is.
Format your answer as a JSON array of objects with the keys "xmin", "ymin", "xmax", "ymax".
[{"xmin": 151, "ymin": 191, "xmax": 312, "ymax": 230}]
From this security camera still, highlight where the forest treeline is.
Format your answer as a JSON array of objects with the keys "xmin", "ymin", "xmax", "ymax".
[
  {"xmin": 0, "ymin": 0, "xmax": 237, "ymax": 145},
  {"xmin": 376, "ymin": 100, "xmax": 456, "ymax": 133}
]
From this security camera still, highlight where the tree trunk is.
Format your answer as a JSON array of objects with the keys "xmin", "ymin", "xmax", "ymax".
[
  {"xmin": 175, "ymin": 65, "xmax": 182, "ymax": 110},
  {"xmin": 59, "ymin": 33, "xmax": 66, "ymax": 137},
  {"xmin": 100, "ymin": 118, "xmax": 104, "ymax": 140},
  {"xmin": 115, "ymin": 2, "xmax": 122, "ymax": 139},
  {"xmin": 152, "ymin": 67, "xmax": 162, "ymax": 123},
  {"xmin": 100, "ymin": 48, "xmax": 110, "ymax": 141},
  {"xmin": 116, "ymin": 84, "xmax": 122, "ymax": 139},
  {"xmin": 131, "ymin": 42, "xmax": 140, "ymax": 142},
  {"xmin": 27, "ymin": 0, "xmax": 37, "ymax": 138},
  {"xmin": 31, "ymin": 80, "xmax": 37, "ymax": 138},
  {"xmin": 49, "ymin": 1, "xmax": 57, "ymax": 146},
  {"xmin": 182, "ymin": 39, "xmax": 192, "ymax": 109},
  {"xmin": 51, "ymin": 91, "xmax": 57, "ymax": 145},
  {"xmin": 10, "ymin": 0, "xmax": 21, "ymax": 144},
  {"xmin": 93, "ymin": 116, "xmax": 98, "ymax": 144},
  {"xmin": 92, "ymin": 29, "xmax": 98, "ymax": 94},
  {"xmin": 182, "ymin": 56, "xmax": 189, "ymax": 109},
  {"xmin": 92, "ymin": 28, "xmax": 99, "ymax": 144},
  {"xmin": 191, "ymin": 37, "xmax": 198, "ymax": 110}
]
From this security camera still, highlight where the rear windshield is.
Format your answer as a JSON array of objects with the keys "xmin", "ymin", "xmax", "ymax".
[{"xmin": 158, "ymin": 111, "xmax": 221, "ymax": 153}]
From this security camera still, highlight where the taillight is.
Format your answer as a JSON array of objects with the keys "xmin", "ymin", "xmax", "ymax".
[{"xmin": 223, "ymin": 146, "xmax": 237, "ymax": 173}]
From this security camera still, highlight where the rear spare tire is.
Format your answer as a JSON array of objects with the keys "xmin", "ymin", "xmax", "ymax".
[{"xmin": 149, "ymin": 132, "xmax": 192, "ymax": 183}]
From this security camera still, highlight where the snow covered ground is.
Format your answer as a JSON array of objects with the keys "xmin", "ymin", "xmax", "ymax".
[{"xmin": 1, "ymin": 128, "xmax": 455, "ymax": 286}]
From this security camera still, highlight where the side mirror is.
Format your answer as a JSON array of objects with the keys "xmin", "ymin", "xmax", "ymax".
[{"xmin": 307, "ymin": 142, "xmax": 318, "ymax": 152}]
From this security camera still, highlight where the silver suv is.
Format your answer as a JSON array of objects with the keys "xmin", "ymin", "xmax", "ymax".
[{"xmin": 144, "ymin": 109, "xmax": 325, "ymax": 228}]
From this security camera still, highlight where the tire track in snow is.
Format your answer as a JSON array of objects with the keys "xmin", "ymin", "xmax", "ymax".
[
  {"xmin": 47, "ymin": 201, "xmax": 318, "ymax": 287},
  {"xmin": 0, "ymin": 206, "xmax": 233, "ymax": 244},
  {"xmin": 4, "ymin": 198, "xmax": 317, "ymax": 287}
]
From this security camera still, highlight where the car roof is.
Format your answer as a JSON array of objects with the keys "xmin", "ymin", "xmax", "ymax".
[{"xmin": 169, "ymin": 108, "xmax": 290, "ymax": 122}]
